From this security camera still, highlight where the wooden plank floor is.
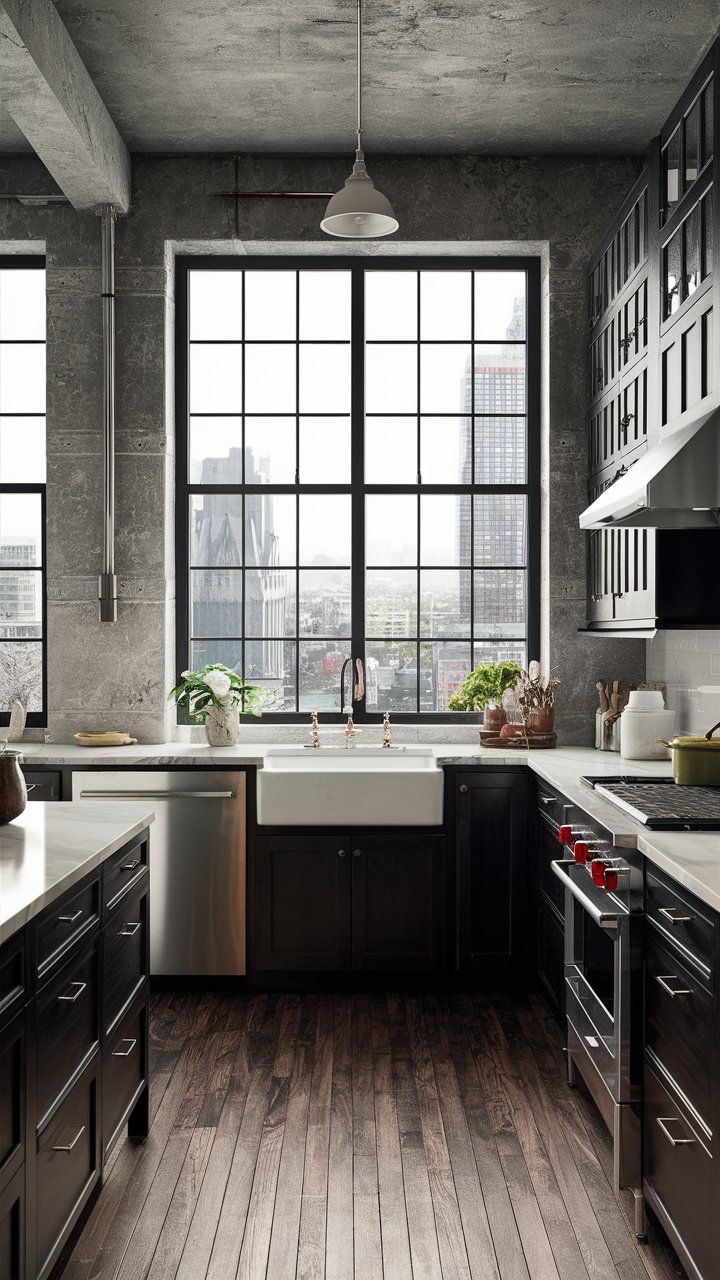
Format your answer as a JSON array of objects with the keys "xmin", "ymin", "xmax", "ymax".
[{"xmin": 59, "ymin": 992, "xmax": 687, "ymax": 1280}]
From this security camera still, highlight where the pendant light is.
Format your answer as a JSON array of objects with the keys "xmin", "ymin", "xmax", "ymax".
[{"xmin": 321, "ymin": 0, "xmax": 398, "ymax": 238}]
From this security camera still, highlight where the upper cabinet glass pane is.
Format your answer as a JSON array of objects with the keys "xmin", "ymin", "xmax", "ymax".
[
  {"xmin": 299, "ymin": 271, "xmax": 351, "ymax": 340},
  {"xmin": 474, "ymin": 272, "xmax": 526, "ymax": 341},
  {"xmin": 685, "ymin": 98, "xmax": 700, "ymax": 189},
  {"xmin": 420, "ymin": 272, "xmax": 471, "ymax": 340},
  {"xmin": 365, "ymin": 272, "xmax": 417, "ymax": 340},
  {"xmin": 244, "ymin": 271, "xmax": 295, "ymax": 340},
  {"xmin": 0, "ymin": 269, "xmax": 46, "ymax": 340},
  {"xmin": 189, "ymin": 272, "xmax": 242, "ymax": 340},
  {"xmin": 702, "ymin": 81, "xmax": 713, "ymax": 166},
  {"xmin": 663, "ymin": 127, "xmax": 680, "ymax": 221}
]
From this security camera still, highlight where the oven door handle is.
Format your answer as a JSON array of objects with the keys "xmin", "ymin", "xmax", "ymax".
[{"xmin": 551, "ymin": 859, "xmax": 624, "ymax": 931}]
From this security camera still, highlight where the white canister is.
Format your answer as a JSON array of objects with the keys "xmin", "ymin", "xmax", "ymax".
[{"xmin": 620, "ymin": 691, "xmax": 674, "ymax": 761}]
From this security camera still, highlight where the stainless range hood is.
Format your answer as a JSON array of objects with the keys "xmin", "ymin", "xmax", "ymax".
[{"xmin": 579, "ymin": 407, "xmax": 720, "ymax": 530}]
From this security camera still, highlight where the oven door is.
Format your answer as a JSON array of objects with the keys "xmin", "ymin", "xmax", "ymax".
[{"xmin": 551, "ymin": 858, "xmax": 632, "ymax": 1105}]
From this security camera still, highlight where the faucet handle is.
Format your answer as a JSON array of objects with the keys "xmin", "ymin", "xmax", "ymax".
[
  {"xmin": 382, "ymin": 710, "xmax": 392, "ymax": 748},
  {"xmin": 309, "ymin": 710, "xmax": 320, "ymax": 748}
]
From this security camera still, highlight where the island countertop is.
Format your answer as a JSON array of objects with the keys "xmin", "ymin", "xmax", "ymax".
[{"xmin": 0, "ymin": 802, "xmax": 155, "ymax": 944}]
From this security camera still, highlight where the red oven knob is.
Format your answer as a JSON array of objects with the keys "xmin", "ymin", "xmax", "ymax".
[
  {"xmin": 558, "ymin": 824, "xmax": 573, "ymax": 845},
  {"xmin": 591, "ymin": 859, "xmax": 608, "ymax": 888},
  {"xmin": 573, "ymin": 841, "xmax": 590, "ymax": 865},
  {"xmin": 604, "ymin": 868, "xmax": 619, "ymax": 891}
]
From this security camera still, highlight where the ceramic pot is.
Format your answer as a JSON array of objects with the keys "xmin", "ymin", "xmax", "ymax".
[
  {"xmin": 204, "ymin": 703, "xmax": 241, "ymax": 747},
  {"xmin": 527, "ymin": 706, "xmax": 555, "ymax": 735},
  {"xmin": 0, "ymin": 751, "xmax": 27, "ymax": 824}
]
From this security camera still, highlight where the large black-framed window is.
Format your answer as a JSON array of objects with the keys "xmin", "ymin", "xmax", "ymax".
[
  {"xmin": 176, "ymin": 256, "xmax": 540, "ymax": 721},
  {"xmin": 0, "ymin": 256, "xmax": 47, "ymax": 727}
]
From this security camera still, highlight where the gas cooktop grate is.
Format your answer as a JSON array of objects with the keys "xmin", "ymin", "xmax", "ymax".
[{"xmin": 587, "ymin": 778, "xmax": 720, "ymax": 829}]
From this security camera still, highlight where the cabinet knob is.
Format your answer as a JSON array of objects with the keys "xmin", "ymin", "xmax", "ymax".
[
  {"xmin": 459, "ymin": 784, "xmax": 469, "ymax": 793},
  {"xmin": 338, "ymin": 848, "xmax": 346, "ymax": 858},
  {"xmin": 353, "ymin": 849, "xmax": 362, "ymax": 857}
]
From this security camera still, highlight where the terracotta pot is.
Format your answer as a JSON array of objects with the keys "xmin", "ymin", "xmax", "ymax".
[
  {"xmin": 527, "ymin": 706, "xmax": 555, "ymax": 736},
  {"xmin": 483, "ymin": 702, "xmax": 506, "ymax": 733},
  {"xmin": 0, "ymin": 751, "xmax": 27, "ymax": 825}
]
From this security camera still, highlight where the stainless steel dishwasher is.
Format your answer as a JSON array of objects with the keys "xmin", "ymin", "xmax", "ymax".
[{"xmin": 72, "ymin": 771, "xmax": 246, "ymax": 976}]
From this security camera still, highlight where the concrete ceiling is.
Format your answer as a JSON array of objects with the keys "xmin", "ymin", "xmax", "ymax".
[{"xmin": 1, "ymin": 0, "xmax": 718, "ymax": 156}]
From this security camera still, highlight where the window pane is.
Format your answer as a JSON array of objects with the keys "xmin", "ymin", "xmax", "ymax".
[
  {"xmin": 299, "ymin": 271, "xmax": 351, "ymax": 340},
  {"xmin": 190, "ymin": 569, "xmax": 242, "ymax": 637},
  {"xmin": 664, "ymin": 128, "xmax": 680, "ymax": 216},
  {"xmin": 245, "ymin": 416, "xmax": 295, "ymax": 483},
  {"xmin": 473, "ymin": 495, "xmax": 527, "ymax": 566},
  {"xmin": 300, "ymin": 494, "xmax": 351, "ymax": 566},
  {"xmin": 702, "ymin": 83, "xmax": 713, "ymax": 166},
  {"xmin": 299, "ymin": 641, "xmax": 350, "ymax": 711},
  {"xmin": 0, "ymin": 569, "xmax": 42, "ymax": 637},
  {"xmin": 246, "ymin": 639, "xmax": 296, "ymax": 711},
  {"xmin": 0, "ymin": 417, "xmax": 45, "ymax": 483},
  {"xmin": 0, "ymin": 641, "xmax": 42, "ymax": 710},
  {"xmin": 189, "ymin": 417, "xmax": 242, "ymax": 484},
  {"xmin": 366, "ymin": 641, "xmax": 417, "ymax": 712},
  {"xmin": 0, "ymin": 269, "xmax": 45, "ymax": 340},
  {"xmin": 420, "ymin": 495, "xmax": 470, "ymax": 566},
  {"xmin": 365, "ymin": 272, "xmax": 417, "ymax": 340},
  {"xmin": 189, "ymin": 271, "xmax": 242, "ymax": 340},
  {"xmin": 366, "ymin": 571, "xmax": 417, "ymax": 637},
  {"xmin": 420, "ymin": 570, "xmax": 470, "ymax": 637},
  {"xmin": 473, "ymin": 345, "xmax": 526, "ymax": 413},
  {"xmin": 245, "ymin": 493, "xmax": 296, "ymax": 566},
  {"xmin": 420, "ymin": 272, "xmax": 471, "ymax": 340},
  {"xmin": 299, "ymin": 569, "xmax": 351, "ymax": 636},
  {"xmin": 299, "ymin": 344, "xmax": 351, "ymax": 413},
  {"xmin": 420, "ymin": 642, "xmax": 472, "ymax": 711},
  {"xmin": 685, "ymin": 99, "xmax": 700, "ymax": 187},
  {"xmin": 189, "ymin": 345, "xmax": 241, "ymax": 412},
  {"xmin": 420, "ymin": 344, "xmax": 470, "ymax": 413},
  {"xmin": 474, "ymin": 271, "xmax": 526, "ymax": 340},
  {"xmin": 365, "ymin": 416, "xmax": 417, "ymax": 483},
  {"xmin": 685, "ymin": 204, "xmax": 701, "ymax": 298},
  {"xmin": 190, "ymin": 494, "xmax": 242, "ymax": 566},
  {"xmin": 473, "ymin": 640, "xmax": 526, "ymax": 667},
  {"xmin": 366, "ymin": 495, "xmax": 417, "ymax": 566},
  {"xmin": 0, "ymin": 344, "xmax": 45, "ymax": 413},
  {"xmin": 0, "ymin": 493, "xmax": 42, "ymax": 565},
  {"xmin": 244, "ymin": 271, "xmax": 295, "ymax": 339},
  {"xmin": 420, "ymin": 417, "xmax": 469, "ymax": 484},
  {"xmin": 473, "ymin": 569, "xmax": 526, "ymax": 637},
  {"xmin": 365, "ymin": 344, "xmax": 417, "ymax": 413},
  {"xmin": 299, "ymin": 416, "xmax": 350, "ymax": 483},
  {"xmin": 245, "ymin": 568, "xmax": 295, "ymax": 636},
  {"xmin": 191, "ymin": 639, "xmax": 242, "ymax": 674},
  {"xmin": 474, "ymin": 417, "xmax": 526, "ymax": 484},
  {"xmin": 245, "ymin": 344, "xmax": 295, "ymax": 413}
]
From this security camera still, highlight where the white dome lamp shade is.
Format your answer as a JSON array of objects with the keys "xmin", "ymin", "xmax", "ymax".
[{"xmin": 321, "ymin": 0, "xmax": 398, "ymax": 239}]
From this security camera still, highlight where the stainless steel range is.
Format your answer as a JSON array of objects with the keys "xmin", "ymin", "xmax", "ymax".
[
  {"xmin": 539, "ymin": 785, "xmax": 645, "ymax": 1236},
  {"xmin": 581, "ymin": 775, "xmax": 720, "ymax": 830}
]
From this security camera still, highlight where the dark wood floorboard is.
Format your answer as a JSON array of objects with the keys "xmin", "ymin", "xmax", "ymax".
[{"xmin": 59, "ymin": 991, "xmax": 688, "ymax": 1280}]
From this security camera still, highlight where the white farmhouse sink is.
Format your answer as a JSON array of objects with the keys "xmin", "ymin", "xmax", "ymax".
[{"xmin": 256, "ymin": 745, "xmax": 444, "ymax": 827}]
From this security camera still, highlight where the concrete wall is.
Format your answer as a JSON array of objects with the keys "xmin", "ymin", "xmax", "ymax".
[
  {"xmin": 0, "ymin": 151, "xmax": 646, "ymax": 744},
  {"xmin": 647, "ymin": 633, "xmax": 720, "ymax": 735}
]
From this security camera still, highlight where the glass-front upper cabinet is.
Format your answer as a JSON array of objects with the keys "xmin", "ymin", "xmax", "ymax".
[
  {"xmin": 588, "ymin": 179, "xmax": 648, "ymax": 331},
  {"xmin": 661, "ymin": 73, "xmax": 713, "ymax": 225}
]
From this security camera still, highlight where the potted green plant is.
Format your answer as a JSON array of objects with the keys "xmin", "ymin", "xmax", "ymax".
[
  {"xmin": 169, "ymin": 663, "xmax": 266, "ymax": 746},
  {"xmin": 448, "ymin": 660, "xmax": 522, "ymax": 728}
]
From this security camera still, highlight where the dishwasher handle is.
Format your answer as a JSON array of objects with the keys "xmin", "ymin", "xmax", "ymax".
[{"xmin": 78, "ymin": 790, "xmax": 236, "ymax": 800}]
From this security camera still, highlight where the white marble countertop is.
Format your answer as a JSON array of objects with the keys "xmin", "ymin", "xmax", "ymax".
[{"xmin": 0, "ymin": 803, "xmax": 154, "ymax": 944}]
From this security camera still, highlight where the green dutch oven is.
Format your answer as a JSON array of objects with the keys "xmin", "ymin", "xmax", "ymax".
[{"xmin": 657, "ymin": 728, "xmax": 720, "ymax": 785}]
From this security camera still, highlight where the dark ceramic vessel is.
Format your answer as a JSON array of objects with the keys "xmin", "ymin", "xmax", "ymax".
[{"xmin": 0, "ymin": 751, "xmax": 27, "ymax": 825}]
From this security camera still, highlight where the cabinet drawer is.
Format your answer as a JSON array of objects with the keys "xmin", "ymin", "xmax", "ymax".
[
  {"xmin": 103, "ymin": 997, "xmax": 146, "ymax": 1158},
  {"xmin": 36, "ymin": 1062, "xmax": 98, "ymax": 1278},
  {"xmin": 644, "ymin": 1061, "xmax": 711, "ymax": 1279},
  {"xmin": 537, "ymin": 896, "xmax": 565, "ymax": 1020},
  {"xmin": 36, "ymin": 877, "xmax": 100, "ymax": 979},
  {"xmin": 36, "ymin": 939, "xmax": 99, "ymax": 1126},
  {"xmin": 646, "ymin": 869, "xmax": 715, "ymax": 984},
  {"xmin": 104, "ymin": 837, "xmax": 148, "ymax": 915},
  {"xmin": 103, "ymin": 878, "xmax": 148, "ymax": 1034},
  {"xmin": 0, "ymin": 933, "xmax": 25, "ymax": 1032},
  {"xmin": 0, "ymin": 1164, "xmax": 25, "ymax": 1280},
  {"xmin": 645, "ymin": 932, "xmax": 713, "ymax": 1130},
  {"xmin": 0, "ymin": 1010, "xmax": 25, "ymax": 1189},
  {"xmin": 538, "ymin": 819, "xmax": 565, "ymax": 918},
  {"xmin": 22, "ymin": 770, "xmax": 61, "ymax": 801}
]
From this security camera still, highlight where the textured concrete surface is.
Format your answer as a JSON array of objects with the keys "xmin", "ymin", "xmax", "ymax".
[
  {"xmin": 0, "ymin": 1, "xmax": 716, "ymax": 156},
  {"xmin": 0, "ymin": 0, "xmax": 130, "ymax": 209},
  {"xmin": 0, "ymin": 150, "xmax": 646, "ymax": 742}
]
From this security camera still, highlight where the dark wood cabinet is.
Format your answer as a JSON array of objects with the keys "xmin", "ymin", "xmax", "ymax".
[
  {"xmin": 351, "ymin": 835, "xmax": 445, "ymax": 970},
  {"xmin": 254, "ymin": 834, "xmax": 352, "ymax": 971},
  {"xmin": 22, "ymin": 772, "xmax": 61, "ymax": 802},
  {"xmin": 0, "ymin": 1010, "xmax": 25, "ymax": 1189},
  {"xmin": 0, "ymin": 1165, "xmax": 24, "ymax": 1280},
  {"xmin": 455, "ymin": 771, "xmax": 529, "ymax": 987}
]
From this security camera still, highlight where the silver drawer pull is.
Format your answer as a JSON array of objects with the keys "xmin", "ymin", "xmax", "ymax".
[
  {"xmin": 656, "ymin": 1116, "xmax": 696, "ymax": 1148},
  {"xmin": 79, "ymin": 790, "xmax": 234, "ymax": 800},
  {"xmin": 539, "ymin": 795, "xmax": 554, "ymax": 805},
  {"xmin": 119, "ymin": 859, "xmax": 141, "ymax": 872},
  {"xmin": 111, "ymin": 1037, "xmax": 137, "ymax": 1057},
  {"xmin": 120, "ymin": 921, "xmax": 141, "ymax": 937},
  {"xmin": 58, "ymin": 908, "xmax": 83, "ymax": 924},
  {"xmin": 52, "ymin": 1125, "xmax": 85, "ymax": 1153},
  {"xmin": 656, "ymin": 974, "xmax": 693, "ymax": 998},
  {"xmin": 58, "ymin": 981, "xmax": 87, "ymax": 1003},
  {"xmin": 658, "ymin": 906, "xmax": 695, "ymax": 925}
]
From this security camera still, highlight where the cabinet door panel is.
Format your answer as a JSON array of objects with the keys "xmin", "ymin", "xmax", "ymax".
[
  {"xmin": 36, "ymin": 1060, "xmax": 99, "ymax": 1279},
  {"xmin": 103, "ymin": 877, "xmax": 148, "ymax": 1035},
  {"xmin": 254, "ymin": 836, "xmax": 351, "ymax": 971},
  {"xmin": 351, "ymin": 836, "xmax": 445, "ymax": 970},
  {"xmin": 537, "ymin": 896, "xmax": 565, "ymax": 1020},
  {"xmin": 456, "ymin": 772, "xmax": 528, "ymax": 985},
  {"xmin": 0, "ymin": 1010, "xmax": 24, "ymax": 1188},
  {"xmin": 644, "ymin": 1061, "xmax": 712, "ymax": 1279},
  {"xmin": 22, "ymin": 770, "xmax": 61, "ymax": 801},
  {"xmin": 0, "ymin": 1166, "xmax": 24, "ymax": 1280},
  {"xmin": 36, "ymin": 937, "xmax": 99, "ymax": 1125}
]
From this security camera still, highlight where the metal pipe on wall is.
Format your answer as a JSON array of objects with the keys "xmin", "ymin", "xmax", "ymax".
[{"xmin": 98, "ymin": 204, "xmax": 117, "ymax": 622}]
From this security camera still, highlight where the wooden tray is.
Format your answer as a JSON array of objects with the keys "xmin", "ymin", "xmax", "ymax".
[
  {"xmin": 73, "ymin": 732, "xmax": 138, "ymax": 747},
  {"xmin": 482, "ymin": 732, "xmax": 557, "ymax": 750}
]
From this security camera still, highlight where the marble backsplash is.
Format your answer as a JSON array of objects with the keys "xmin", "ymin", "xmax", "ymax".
[{"xmin": 646, "ymin": 631, "xmax": 720, "ymax": 735}]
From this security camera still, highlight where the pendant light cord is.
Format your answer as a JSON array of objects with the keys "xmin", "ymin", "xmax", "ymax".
[{"xmin": 355, "ymin": 0, "xmax": 364, "ymax": 163}]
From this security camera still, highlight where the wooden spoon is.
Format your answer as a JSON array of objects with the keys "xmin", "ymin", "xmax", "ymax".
[{"xmin": 596, "ymin": 681, "xmax": 609, "ymax": 712}]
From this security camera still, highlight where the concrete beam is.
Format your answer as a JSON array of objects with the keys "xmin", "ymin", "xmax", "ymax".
[{"xmin": 0, "ymin": 0, "xmax": 130, "ymax": 212}]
